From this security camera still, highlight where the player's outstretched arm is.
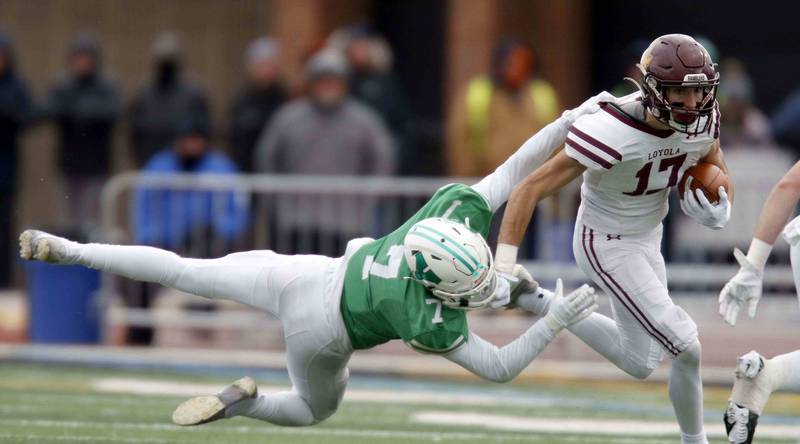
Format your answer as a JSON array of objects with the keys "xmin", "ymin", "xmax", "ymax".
[
  {"xmin": 443, "ymin": 280, "xmax": 597, "ymax": 383},
  {"xmin": 493, "ymin": 151, "xmax": 586, "ymax": 273},
  {"xmin": 471, "ymin": 92, "xmax": 614, "ymax": 212},
  {"xmin": 719, "ymin": 160, "xmax": 800, "ymax": 326}
]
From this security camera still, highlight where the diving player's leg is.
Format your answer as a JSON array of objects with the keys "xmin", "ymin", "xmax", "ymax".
[
  {"xmin": 215, "ymin": 260, "xmax": 352, "ymax": 426},
  {"xmin": 19, "ymin": 229, "xmax": 300, "ymax": 314}
]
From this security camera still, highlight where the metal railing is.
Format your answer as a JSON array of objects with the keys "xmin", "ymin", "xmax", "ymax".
[{"xmin": 97, "ymin": 171, "xmax": 798, "ymax": 332}]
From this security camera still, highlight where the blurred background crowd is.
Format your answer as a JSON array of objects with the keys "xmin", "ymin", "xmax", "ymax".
[{"xmin": 2, "ymin": 0, "xmax": 800, "ymax": 345}]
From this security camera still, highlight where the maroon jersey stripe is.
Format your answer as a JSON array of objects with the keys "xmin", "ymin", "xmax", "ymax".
[
  {"xmin": 566, "ymin": 138, "xmax": 613, "ymax": 169},
  {"xmin": 569, "ymin": 126, "xmax": 622, "ymax": 161},
  {"xmin": 601, "ymin": 103, "xmax": 674, "ymax": 139},
  {"xmin": 582, "ymin": 226, "xmax": 681, "ymax": 356}
]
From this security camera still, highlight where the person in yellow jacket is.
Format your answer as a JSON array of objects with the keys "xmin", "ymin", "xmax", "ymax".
[{"xmin": 448, "ymin": 39, "xmax": 560, "ymax": 177}]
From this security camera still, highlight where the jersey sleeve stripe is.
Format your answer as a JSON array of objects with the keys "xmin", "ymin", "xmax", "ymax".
[
  {"xmin": 569, "ymin": 126, "xmax": 623, "ymax": 161},
  {"xmin": 566, "ymin": 138, "xmax": 613, "ymax": 169}
]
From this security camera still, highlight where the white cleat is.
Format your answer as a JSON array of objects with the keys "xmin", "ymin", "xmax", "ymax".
[
  {"xmin": 725, "ymin": 351, "xmax": 775, "ymax": 444},
  {"xmin": 19, "ymin": 229, "xmax": 71, "ymax": 264},
  {"xmin": 172, "ymin": 376, "xmax": 257, "ymax": 426}
]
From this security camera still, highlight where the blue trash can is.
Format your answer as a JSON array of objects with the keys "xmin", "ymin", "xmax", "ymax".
[{"xmin": 24, "ymin": 261, "xmax": 101, "ymax": 343}]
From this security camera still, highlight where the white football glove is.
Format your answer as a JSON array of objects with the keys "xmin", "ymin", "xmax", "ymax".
[
  {"xmin": 489, "ymin": 273, "xmax": 513, "ymax": 309},
  {"xmin": 491, "ymin": 265, "xmax": 540, "ymax": 309},
  {"xmin": 561, "ymin": 91, "xmax": 617, "ymax": 126},
  {"xmin": 542, "ymin": 279, "xmax": 598, "ymax": 331},
  {"xmin": 782, "ymin": 215, "xmax": 800, "ymax": 246},
  {"xmin": 680, "ymin": 179, "xmax": 731, "ymax": 230},
  {"xmin": 718, "ymin": 248, "xmax": 763, "ymax": 326}
]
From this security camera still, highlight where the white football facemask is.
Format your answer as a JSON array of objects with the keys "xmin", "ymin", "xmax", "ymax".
[{"xmin": 403, "ymin": 217, "xmax": 498, "ymax": 310}]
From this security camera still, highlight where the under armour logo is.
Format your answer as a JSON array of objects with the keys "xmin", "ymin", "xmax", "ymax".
[{"xmin": 607, "ymin": 234, "xmax": 621, "ymax": 241}]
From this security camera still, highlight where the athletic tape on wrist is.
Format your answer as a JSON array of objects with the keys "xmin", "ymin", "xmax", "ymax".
[
  {"xmin": 747, "ymin": 238, "xmax": 773, "ymax": 270},
  {"xmin": 495, "ymin": 243, "xmax": 518, "ymax": 274}
]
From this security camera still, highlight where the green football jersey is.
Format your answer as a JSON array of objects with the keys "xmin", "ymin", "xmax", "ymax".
[{"xmin": 340, "ymin": 183, "xmax": 493, "ymax": 353}]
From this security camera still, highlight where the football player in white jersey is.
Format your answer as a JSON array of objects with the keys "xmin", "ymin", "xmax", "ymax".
[
  {"xmin": 717, "ymin": 160, "xmax": 800, "ymax": 444},
  {"xmin": 492, "ymin": 34, "xmax": 730, "ymax": 444}
]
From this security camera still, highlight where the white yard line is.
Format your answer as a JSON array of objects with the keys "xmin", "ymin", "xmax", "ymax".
[
  {"xmin": 92, "ymin": 377, "xmax": 519, "ymax": 406},
  {"xmin": 0, "ymin": 433, "xmax": 172, "ymax": 443},
  {"xmin": 412, "ymin": 411, "xmax": 800, "ymax": 440}
]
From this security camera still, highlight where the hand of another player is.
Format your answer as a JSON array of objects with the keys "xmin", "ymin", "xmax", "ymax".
[
  {"xmin": 543, "ymin": 279, "xmax": 598, "ymax": 331},
  {"xmin": 504, "ymin": 264, "xmax": 540, "ymax": 309},
  {"xmin": 491, "ymin": 265, "xmax": 540, "ymax": 309},
  {"xmin": 680, "ymin": 179, "xmax": 730, "ymax": 230},
  {"xmin": 561, "ymin": 91, "xmax": 617, "ymax": 125},
  {"xmin": 782, "ymin": 215, "xmax": 800, "ymax": 246},
  {"xmin": 718, "ymin": 248, "xmax": 763, "ymax": 326},
  {"xmin": 735, "ymin": 350, "xmax": 764, "ymax": 379}
]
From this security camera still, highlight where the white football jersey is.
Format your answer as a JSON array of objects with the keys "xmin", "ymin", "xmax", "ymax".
[{"xmin": 565, "ymin": 93, "xmax": 720, "ymax": 234}]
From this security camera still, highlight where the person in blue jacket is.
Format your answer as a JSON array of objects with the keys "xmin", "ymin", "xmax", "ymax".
[
  {"xmin": 129, "ymin": 116, "xmax": 249, "ymax": 345},
  {"xmin": 134, "ymin": 116, "xmax": 249, "ymax": 254}
]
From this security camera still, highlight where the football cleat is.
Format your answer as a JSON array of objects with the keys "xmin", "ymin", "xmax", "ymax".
[
  {"xmin": 725, "ymin": 351, "xmax": 774, "ymax": 443},
  {"xmin": 19, "ymin": 229, "xmax": 70, "ymax": 263},
  {"xmin": 724, "ymin": 401, "xmax": 758, "ymax": 444},
  {"xmin": 172, "ymin": 376, "xmax": 257, "ymax": 426}
]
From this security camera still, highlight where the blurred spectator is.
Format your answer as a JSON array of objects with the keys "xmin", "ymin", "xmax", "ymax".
[
  {"xmin": 341, "ymin": 25, "xmax": 412, "ymax": 174},
  {"xmin": 129, "ymin": 32, "xmax": 210, "ymax": 167},
  {"xmin": 771, "ymin": 86, "xmax": 800, "ymax": 156},
  {"xmin": 255, "ymin": 49, "xmax": 395, "ymax": 253},
  {"xmin": 255, "ymin": 49, "xmax": 394, "ymax": 176},
  {"xmin": 0, "ymin": 33, "xmax": 31, "ymax": 286},
  {"xmin": 45, "ymin": 32, "xmax": 120, "ymax": 229},
  {"xmin": 228, "ymin": 37, "xmax": 288, "ymax": 172},
  {"xmin": 718, "ymin": 58, "xmax": 772, "ymax": 147},
  {"xmin": 447, "ymin": 39, "xmax": 559, "ymax": 177},
  {"xmin": 131, "ymin": 117, "xmax": 247, "ymax": 345},
  {"xmin": 134, "ymin": 117, "xmax": 249, "ymax": 253}
]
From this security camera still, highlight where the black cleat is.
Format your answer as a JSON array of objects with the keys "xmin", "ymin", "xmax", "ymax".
[{"xmin": 724, "ymin": 401, "xmax": 759, "ymax": 444}]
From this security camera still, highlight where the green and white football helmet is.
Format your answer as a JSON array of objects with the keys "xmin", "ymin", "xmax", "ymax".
[{"xmin": 403, "ymin": 217, "xmax": 497, "ymax": 310}]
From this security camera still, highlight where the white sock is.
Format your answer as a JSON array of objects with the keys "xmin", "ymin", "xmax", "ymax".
[
  {"xmin": 227, "ymin": 392, "xmax": 316, "ymax": 426},
  {"xmin": 669, "ymin": 341, "xmax": 706, "ymax": 442},
  {"xmin": 680, "ymin": 430, "xmax": 708, "ymax": 444}
]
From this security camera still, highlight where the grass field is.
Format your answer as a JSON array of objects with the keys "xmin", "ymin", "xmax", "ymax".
[{"xmin": 0, "ymin": 362, "xmax": 798, "ymax": 444}]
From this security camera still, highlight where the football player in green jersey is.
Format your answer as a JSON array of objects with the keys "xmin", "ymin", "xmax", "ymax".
[{"xmin": 19, "ymin": 92, "xmax": 612, "ymax": 428}]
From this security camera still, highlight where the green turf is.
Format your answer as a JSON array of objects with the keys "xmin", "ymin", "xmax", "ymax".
[{"xmin": 0, "ymin": 363, "xmax": 797, "ymax": 444}]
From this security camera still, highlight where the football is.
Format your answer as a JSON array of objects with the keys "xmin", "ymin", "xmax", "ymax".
[{"xmin": 678, "ymin": 162, "xmax": 730, "ymax": 204}]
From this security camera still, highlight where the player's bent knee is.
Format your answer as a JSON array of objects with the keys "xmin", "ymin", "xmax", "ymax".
[
  {"xmin": 622, "ymin": 361, "xmax": 655, "ymax": 380},
  {"xmin": 675, "ymin": 339, "xmax": 702, "ymax": 367}
]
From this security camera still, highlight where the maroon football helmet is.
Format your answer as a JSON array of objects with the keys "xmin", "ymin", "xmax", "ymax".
[{"xmin": 629, "ymin": 34, "xmax": 719, "ymax": 135}]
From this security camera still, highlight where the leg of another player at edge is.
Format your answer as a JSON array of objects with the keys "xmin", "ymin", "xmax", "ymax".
[
  {"xmin": 669, "ymin": 340, "xmax": 708, "ymax": 444},
  {"xmin": 752, "ymin": 350, "xmax": 800, "ymax": 393}
]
